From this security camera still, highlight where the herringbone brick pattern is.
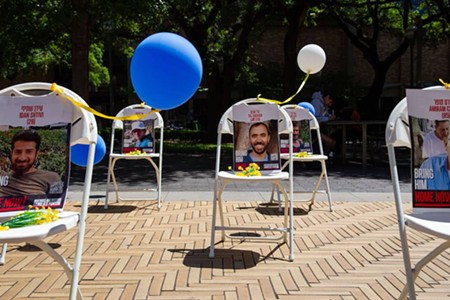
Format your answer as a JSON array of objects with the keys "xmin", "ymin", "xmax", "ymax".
[{"xmin": 0, "ymin": 200, "xmax": 449, "ymax": 299}]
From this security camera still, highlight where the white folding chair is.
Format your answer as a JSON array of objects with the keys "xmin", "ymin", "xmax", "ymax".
[
  {"xmin": 105, "ymin": 104, "xmax": 164, "ymax": 209},
  {"xmin": 386, "ymin": 86, "xmax": 450, "ymax": 300},
  {"xmin": 209, "ymin": 98, "xmax": 295, "ymax": 261},
  {"xmin": 271, "ymin": 105, "xmax": 333, "ymax": 212},
  {"xmin": 0, "ymin": 82, "xmax": 97, "ymax": 299}
]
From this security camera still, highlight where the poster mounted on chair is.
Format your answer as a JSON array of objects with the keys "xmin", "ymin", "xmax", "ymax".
[
  {"xmin": 121, "ymin": 107, "xmax": 155, "ymax": 154},
  {"xmin": 280, "ymin": 107, "xmax": 312, "ymax": 154},
  {"xmin": 407, "ymin": 88, "xmax": 450, "ymax": 208},
  {"xmin": 232, "ymin": 103, "xmax": 280, "ymax": 172},
  {"xmin": 0, "ymin": 93, "xmax": 72, "ymax": 214}
]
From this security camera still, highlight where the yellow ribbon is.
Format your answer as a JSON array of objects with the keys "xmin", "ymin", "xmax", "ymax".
[
  {"xmin": 439, "ymin": 78, "xmax": 450, "ymax": 89},
  {"xmin": 257, "ymin": 72, "xmax": 310, "ymax": 104},
  {"xmin": 50, "ymin": 83, "xmax": 160, "ymax": 120}
]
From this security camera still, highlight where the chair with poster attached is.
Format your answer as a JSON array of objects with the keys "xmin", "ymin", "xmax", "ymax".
[
  {"xmin": 386, "ymin": 85, "xmax": 450, "ymax": 300},
  {"xmin": 105, "ymin": 104, "xmax": 164, "ymax": 209},
  {"xmin": 0, "ymin": 82, "xmax": 98, "ymax": 299},
  {"xmin": 209, "ymin": 98, "xmax": 295, "ymax": 261},
  {"xmin": 271, "ymin": 104, "xmax": 333, "ymax": 213}
]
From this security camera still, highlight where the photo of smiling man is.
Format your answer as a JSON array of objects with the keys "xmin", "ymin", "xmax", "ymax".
[
  {"xmin": 0, "ymin": 129, "xmax": 63, "ymax": 197},
  {"xmin": 232, "ymin": 103, "xmax": 280, "ymax": 172},
  {"xmin": 243, "ymin": 122, "xmax": 272, "ymax": 162}
]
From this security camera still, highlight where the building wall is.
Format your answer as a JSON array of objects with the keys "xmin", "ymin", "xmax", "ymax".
[{"xmin": 252, "ymin": 22, "xmax": 450, "ymax": 99}]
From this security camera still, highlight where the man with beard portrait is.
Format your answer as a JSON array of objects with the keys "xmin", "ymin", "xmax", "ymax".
[
  {"xmin": 0, "ymin": 129, "xmax": 63, "ymax": 196},
  {"xmin": 243, "ymin": 122, "xmax": 272, "ymax": 163}
]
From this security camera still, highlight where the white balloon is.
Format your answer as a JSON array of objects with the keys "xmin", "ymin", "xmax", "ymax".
[{"xmin": 297, "ymin": 44, "xmax": 326, "ymax": 74}]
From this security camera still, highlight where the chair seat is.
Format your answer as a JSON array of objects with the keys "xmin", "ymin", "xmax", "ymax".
[
  {"xmin": 218, "ymin": 171, "xmax": 289, "ymax": 182},
  {"xmin": 405, "ymin": 212, "xmax": 450, "ymax": 240},
  {"xmin": 110, "ymin": 153, "xmax": 160, "ymax": 160},
  {"xmin": 280, "ymin": 153, "xmax": 328, "ymax": 162},
  {"xmin": 0, "ymin": 212, "xmax": 79, "ymax": 243}
]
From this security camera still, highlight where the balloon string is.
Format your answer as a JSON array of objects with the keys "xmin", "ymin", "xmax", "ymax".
[
  {"xmin": 439, "ymin": 78, "xmax": 450, "ymax": 89},
  {"xmin": 257, "ymin": 72, "xmax": 310, "ymax": 104},
  {"xmin": 50, "ymin": 83, "xmax": 160, "ymax": 120}
]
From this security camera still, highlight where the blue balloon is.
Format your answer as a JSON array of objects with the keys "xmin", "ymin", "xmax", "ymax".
[
  {"xmin": 298, "ymin": 102, "xmax": 315, "ymax": 115},
  {"xmin": 130, "ymin": 32, "xmax": 203, "ymax": 110},
  {"xmin": 71, "ymin": 135, "xmax": 106, "ymax": 167}
]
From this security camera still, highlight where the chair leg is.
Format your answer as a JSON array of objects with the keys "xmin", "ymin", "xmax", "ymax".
[
  {"xmin": 156, "ymin": 168, "xmax": 162, "ymax": 209},
  {"xmin": 276, "ymin": 182, "xmax": 294, "ymax": 261},
  {"xmin": 31, "ymin": 240, "xmax": 83, "ymax": 299},
  {"xmin": 322, "ymin": 161, "xmax": 333, "ymax": 212},
  {"xmin": 209, "ymin": 191, "xmax": 218, "ymax": 259},
  {"xmin": 105, "ymin": 158, "xmax": 113, "ymax": 209},
  {"xmin": 307, "ymin": 166, "xmax": 325, "ymax": 212},
  {"xmin": 399, "ymin": 240, "xmax": 450, "ymax": 300},
  {"xmin": 0, "ymin": 243, "xmax": 7, "ymax": 265},
  {"xmin": 210, "ymin": 179, "xmax": 225, "ymax": 259},
  {"xmin": 110, "ymin": 159, "xmax": 121, "ymax": 204}
]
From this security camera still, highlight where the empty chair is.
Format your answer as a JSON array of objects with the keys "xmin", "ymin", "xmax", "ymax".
[
  {"xmin": 386, "ymin": 85, "xmax": 450, "ymax": 299},
  {"xmin": 272, "ymin": 104, "xmax": 333, "ymax": 212},
  {"xmin": 105, "ymin": 104, "xmax": 164, "ymax": 208},
  {"xmin": 209, "ymin": 98, "xmax": 295, "ymax": 261}
]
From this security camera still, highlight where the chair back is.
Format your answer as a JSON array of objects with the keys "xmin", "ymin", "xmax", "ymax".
[
  {"xmin": 216, "ymin": 98, "xmax": 292, "ymax": 174},
  {"xmin": 281, "ymin": 104, "xmax": 317, "ymax": 154},
  {"xmin": 0, "ymin": 82, "xmax": 97, "ymax": 299},
  {"xmin": 0, "ymin": 83, "xmax": 97, "ymax": 218},
  {"xmin": 282, "ymin": 104, "xmax": 325, "ymax": 155},
  {"xmin": 110, "ymin": 104, "xmax": 164, "ymax": 155},
  {"xmin": 386, "ymin": 85, "xmax": 449, "ymax": 216}
]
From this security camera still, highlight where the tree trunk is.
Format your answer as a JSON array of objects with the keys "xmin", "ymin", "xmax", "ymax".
[
  {"xmin": 283, "ymin": 1, "xmax": 310, "ymax": 99},
  {"xmin": 205, "ymin": 69, "xmax": 233, "ymax": 142},
  {"xmin": 71, "ymin": 0, "xmax": 89, "ymax": 102},
  {"xmin": 363, "ymin": 64, "xmax": 388, "ymax": 120}
]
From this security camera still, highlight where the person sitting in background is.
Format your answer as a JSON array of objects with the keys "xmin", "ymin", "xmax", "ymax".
[{"xmin": 310, "ymin": 90, "xmax": 337, "ymax": 154}]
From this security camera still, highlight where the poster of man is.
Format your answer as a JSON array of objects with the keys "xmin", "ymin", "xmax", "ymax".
[
  {"xmin": 233, "ymin": 103, "xmax": 280, "ymax": 172},
  {"xmin": 121, "ymin": 107, "xmax": 155, "ymax": 154},
  {"xmin": 407, "ymin": 89, "xmax": 450, "ymax": 208},
  {"xmin": 0, "ymin": 94, "xmax": 72, "ymax": 213},
  {"xmin": 280, "ymin": 107, "xmax": 312, "ymax": 154}
]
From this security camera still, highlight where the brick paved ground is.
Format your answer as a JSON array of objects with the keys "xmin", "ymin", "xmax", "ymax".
[{"xmin": 1, "ymin": 199, "xmax": 448, "ymax": 299}]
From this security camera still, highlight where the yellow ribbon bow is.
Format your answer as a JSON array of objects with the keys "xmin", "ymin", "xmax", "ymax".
[
  {"xmin": 439, "ymin": 78, "xmax": 450, "ymax": 89},
  {"xmin": 50, "ymin": 83, "xmax": 160, "ymax": 120},
  {"xmin": 257, "ymin": 72, "xmax": 310, "ymax": 105}
]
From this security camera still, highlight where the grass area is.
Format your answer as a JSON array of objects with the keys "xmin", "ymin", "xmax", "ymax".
[
  {"xmin": 163, "ymin": 140, "xmax": 233, "ymax": 154},
  {"xmin": 101, "ymin": 128, "xmax": 233, "ymax": 154}
]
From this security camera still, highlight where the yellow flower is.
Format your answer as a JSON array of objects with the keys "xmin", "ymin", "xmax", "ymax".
[
  {"xmin": 294, "ymin": 151, "xmax": 309, "ymax": 157},
  {"xmin": 235, "ymin": 163, "xmax": 261, "ymax": 176}
]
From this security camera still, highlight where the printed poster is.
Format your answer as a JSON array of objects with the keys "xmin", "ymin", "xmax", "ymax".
[
  {"xmin": 121, "ymin": 107, "xmax": 155, "ymax": 154},
  {"xmin": 0, "ymin": 93, "xmax": 72, "ymax": 215},
  {"xmin": 233, "ymin": 103, "xmax": 280, "ymax": 172},
  {"xmin": 407, "ymin": 89, "xmax": 450, "ymax": 208},
  {"xmin": 280, "ymin": 107, "xmax": 312, "ymax": 154}
]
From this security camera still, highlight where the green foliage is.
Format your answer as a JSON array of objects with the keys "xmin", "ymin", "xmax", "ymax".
[
  {"xmin": 163, "ymin": 141, "xmax": 232, "ymax": 154},
  {"xmin": 89, "ymin": 43, "xmax": 110, "ymax": 87},
  {"xmin": 163, "ymin": 129, "xmax": 207, "ymax": 141},
  {"xmin": 0, "ymin": 0, "xmax": 71, "ymax": 79}
]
